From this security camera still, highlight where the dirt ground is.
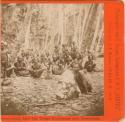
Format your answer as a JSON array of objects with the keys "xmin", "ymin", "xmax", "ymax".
[{"xmin": 1, "ymin": 70, "xmax": 104, "ymax": 116}]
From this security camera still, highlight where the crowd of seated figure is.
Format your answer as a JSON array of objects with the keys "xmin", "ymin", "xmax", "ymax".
[{"xmin": 1, "ymin": 42, "xmax": 96, "ymax": 79}]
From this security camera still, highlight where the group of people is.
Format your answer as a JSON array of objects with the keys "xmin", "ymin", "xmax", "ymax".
[
  {"xmin": 1, "ymin": 41, "xmax": 96, "ymax": 79},
  {"xmin": 1, "ymin": 41, "xmax": 98, "ymax": 99}
]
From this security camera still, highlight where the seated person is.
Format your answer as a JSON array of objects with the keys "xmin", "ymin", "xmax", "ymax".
[
  {"xmin": 29, "ymin": 59, "xmax": 44, "ymax": 78},
  {"xmin": 70, "ymin": 58, "xmax": 83, "ymax": 70},
  {"xmin": 88, "ymin": 51, "xmax": 94, "ymax": 60},
  {"xmin": 14, "ymin": 57, "xmax": 29, "ymax": 76},
  {"xmin": 65, "ymin": 55, "xmax": 72, "ymax": 66},
  {"xmin": 84, "ymin": 56, "xmax": 96, "ymax": 72},
  {"xmin": 72, "ymin": 64, "xmax": 92, "ymax": 94},
  {"xmin": 52, "ymin": 60, "xmax": 64, "ymax": 75}
]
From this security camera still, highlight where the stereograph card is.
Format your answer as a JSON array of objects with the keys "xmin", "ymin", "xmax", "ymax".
[{"xmin": 0, "ymin": 0, "xmax": 124, "ymax": 122}]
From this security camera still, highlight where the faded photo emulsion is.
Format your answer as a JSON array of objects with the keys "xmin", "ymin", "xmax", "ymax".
[{"xmin": 1, "ymin": 4, "xmax": 104, "ymax": 116}]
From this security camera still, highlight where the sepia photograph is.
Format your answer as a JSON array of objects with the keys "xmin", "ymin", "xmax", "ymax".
[{"xmin": 1, "ymin": 3, "xmax": 104, "ymax": 116}]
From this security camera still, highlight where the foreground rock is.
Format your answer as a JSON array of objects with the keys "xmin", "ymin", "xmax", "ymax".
[{"xmin": 1, "ymin": 71, "xmax": 104, "ymax": 116}]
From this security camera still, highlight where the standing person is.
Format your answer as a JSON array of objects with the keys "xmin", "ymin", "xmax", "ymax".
[
  {"xmin": 6, "ymin": 55, "xmax": 15, "ymax": 78},
  {"xmin": 53, "ymin": 46, "xmax": 60, "ymax": 63},
  {"xmin": 1, "ymin": 42, "xmax": 8, "ymax": 79},
  {"xmin": 71, "ymin": 43, "xmax": 77, "ymax": 60},
  {"xmin": 54, "ymin": 46, "xmax": 59, "ymax": 56}
]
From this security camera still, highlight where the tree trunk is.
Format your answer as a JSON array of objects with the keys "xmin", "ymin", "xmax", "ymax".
[
  {"xmin": 90, "ymin": 5, "xmax": 102, "ymax": 52},
  {"xmin": 24, "ymin": 12, "xmax": 32, "ymax": 49}
]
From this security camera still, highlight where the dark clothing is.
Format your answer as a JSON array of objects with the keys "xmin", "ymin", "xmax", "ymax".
[
  {"xmin": 14, "ymin": 61, "xmax": 29, "ymax": 76},
  {"xmin": 53, "ymin": 55, "xmax": 59, "ymax": 62},
  {"xmin": 84, "ymin": 60, "xmax": 96, "ymax": 72},
  {"xmin": 29, "ymin": 63, "xmax": 43, "ymax": 78},
  {"xmin": 32, "ymin": 63, "xmax": 41, "ymax": 70},
  {"xmin": 1, "ymin": 51, "xmax": 8, "ymax": 78},
  {"xmin": 74, "ymin": 70, "xmax": 92, "ymax": 94},
  {"xmin": 71, "ymin": 60, "xmax": 83, "ymax": 70},
  {"xmin": 29, "ymin": 69, "xmax": 43, "ymax": 78},
  {"xmin": 71, "ymin": 52, "xmax": 77, "ymax": 60},
  {"xmin": 6, "ymin": 68, "xmax": 13, "ymax": 77},
  {"xmin": 6, "ymin": 64, "xmax": 14, "ymax": 77},
  {"xmin": 1, "ymin": 62, "xmax": 8, "ymax": 78},
  {"xmin": 52, "ymin": 64, "xmax": 63, "ymax": 75},
  {"xmin": 14, "ymin": 62, "xmax": 26, "ymax": 70}
]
